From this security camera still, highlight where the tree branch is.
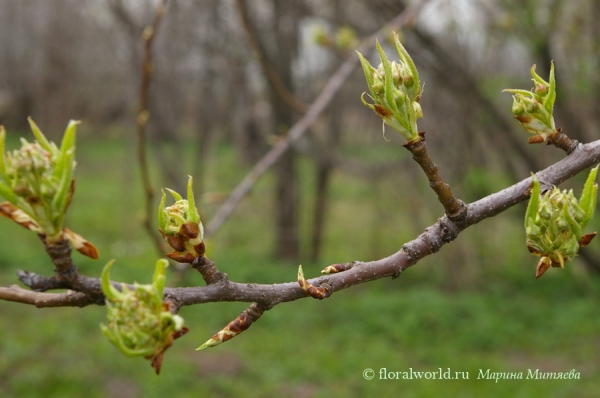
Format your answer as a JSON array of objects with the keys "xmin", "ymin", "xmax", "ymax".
[
  {"xmin": 404, "ymin": 133, "xmax": 467, "ymax": 222},
  {"xmin": 177, "ymin": 140, "xmax": 600, "ymax": 308},
  {"xmin": 0, "ymin": 285, "xmax": 95, "ymax": 308},
  {"xmin": 6, "ymin": 139, "xmax": 599, "ymax": 310},
  {"xmin": 136, "ymin": 0, "xmax": 170, "ymax": 255}
]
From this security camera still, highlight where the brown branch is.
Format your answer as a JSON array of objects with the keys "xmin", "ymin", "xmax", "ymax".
[
  {"xmin": 404, "ymin": 133, "xmax": 467, "ymax": 223},
  {"xmin": 0, "ymin": 285, "xmax": 95, "ymax": 308},
  {"xmin": 205, "ymin": 1, "xmax": 428, "ymax": 238},
  {"xmin": 190, "ymin": 255, "xmax": 227, "ymax": 286},
  {"xmin": 17, "ymin": 269, "xmax": 105, "ymax": 302},
  {"xmin": 234, "ymin": 0, "xmax": 308, "ymax": 114},
  {"xmin": 174, "ymin": 139, "xmax": 600, "ymax": 307},
  {"xmin": 16, "ymin": 270, "xmax": 67, "ymax": 291},
  {"xmin": 40, "ymin": 237, "xmax": 74, "ymax": 272},
  {"xmin": 7, "ymin": 139, "xmax": 598, "ymax": 310},
  {"xmin": 136, "ymin": 0, "xmax": 170, "ymax": 255}
]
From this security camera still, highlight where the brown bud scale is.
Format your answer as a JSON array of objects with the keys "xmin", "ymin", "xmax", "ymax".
[
  {"xmin": 179, "ymin": 222, "xmax": 199, "ymax": 240},
  {"xmin": 579, "ymin": 232, "xmax": 596, "ymax": 248},
  {"xmin": 321, "ymin": 263, "xmax": 353, "ymax": 274},
  {"xmin": 527, "ymin": 135, "xmax": 545, "ymax": 144}
]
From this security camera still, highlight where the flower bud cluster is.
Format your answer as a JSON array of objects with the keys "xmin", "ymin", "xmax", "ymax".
[
  {"xmin": 0, "ymin": 118, "xmax": 77, "ymax": 241},
  {"xmin": 525, "ymin": 166, "xmax": 598, "ymax": 278},
  {"xmin": 0, "ymin": 119, "xmax": 98, "ymax": 258},
  {"xmin": 100, "ymin": 259, "xmax": 187, "ymax": 374},
  {"xmin": 357, "ymin": 32, "xmax": 423, "ymax": 142}
]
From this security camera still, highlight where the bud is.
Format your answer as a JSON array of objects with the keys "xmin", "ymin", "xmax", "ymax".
[
  {"xmin": 297, "ymin": 265, "xmax": 331, "ymax": 299},
  {"xmin": 334, "ymin": 25, "xmax": 358, "ymax": 51},
  {"xmin": 311, "ymin": 24, "xmax": 332, "ymax": 47},
  {"xmin": 357, "ymin": 32, "xmax": 423, "ymax": 142},
  {"xmin": 0, "ymin": 119, "xmax": 98, "ymax": 257},
  {"xmin": 503, "ymin": 63, "xmax": 557, "ymax": 143},
  {"xmin": 158, "ymin": 176, "xmax": 204, "ymax": 263},
  {"xmin": 197, "ymin": 309, "xmax": 253, "ymax": 351},
  {"xmin": 525, "ymin": 166, "xmax": 598, "ymax": 278},
  {"xmin": 321, "ymin": 262, "xmax": 353, "ymax": 274},
  {"xmin": 100, "ymin": 259, "xmax": 188, "ymax": 374}
]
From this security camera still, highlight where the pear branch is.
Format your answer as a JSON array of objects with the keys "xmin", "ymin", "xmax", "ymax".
[
  {"xmin": 0, "ymin": 285, "xmax": 95, "ymax": 308},
  {"xmin": 404, "ymin": 132, "xmax": 467, "ymax": 222},
  {"xmin": 190, "ymin": 255, "xmax": 228, "ymax": 286},
  {"xmin": 3, "ymin": 139, "xmax": 600, "ymax": 310}
]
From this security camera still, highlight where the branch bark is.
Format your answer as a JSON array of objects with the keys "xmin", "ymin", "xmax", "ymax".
[
  {"xmin": 404, "ymin": 133, "xmax": 467, "ymax": 222},
  {"xmin": 175, "ymin": 139, "xmax": 600, "ymax": 309},
  {"xmin": 4, "ymin": 139, "xmax": 599, "ymax": 309},
  {"xmin": 0, "ymin": 285, "xmax": 95, "ymax": 308}
]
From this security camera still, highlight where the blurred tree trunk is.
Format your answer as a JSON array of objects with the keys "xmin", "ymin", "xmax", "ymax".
[
  {"xmin": 268, "ymin": 0, "xmax": 301, "ymax": 261},
  {"xmin": 591, "ymin": 0, "xmax": 600, "ymax": 136},
  {"xmin": 310, "ymin": 101, "xmax": 342, "ymax": 262},
  {"xmin": 234, "ymin": 63, "xmax": 267, "ymax": 166},
  {"xmin": 309, "ymin": 0, "xmax": 342, "ymax": 261}
]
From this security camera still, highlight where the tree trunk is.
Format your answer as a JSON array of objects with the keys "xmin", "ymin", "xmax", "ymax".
[
  {"xmin": 269, "ymin": 0, "xmax": 300, "ymax": 261},
  {"xmin": 310, "ymin": 101, "xmax": 342, "ymax": 262}
]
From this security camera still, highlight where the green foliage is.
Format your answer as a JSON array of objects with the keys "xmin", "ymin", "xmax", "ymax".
[{"xmin": 503, "ymin": 63, "xmax": 557, "ymax": 143}]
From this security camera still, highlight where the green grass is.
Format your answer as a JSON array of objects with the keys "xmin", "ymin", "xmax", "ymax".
[{"xmin": 1, "ymin": 132, "xmax": 599, "ymax": 397}]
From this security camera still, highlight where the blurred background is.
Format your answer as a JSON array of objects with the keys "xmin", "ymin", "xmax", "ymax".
[{"xmin": 1, "ymin": 0, "xmax": 600, "ymax": 396}]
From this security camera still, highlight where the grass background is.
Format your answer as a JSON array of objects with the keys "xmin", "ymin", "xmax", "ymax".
[{"xmin": 0, "ymin": 127, "xmax": 599, "ymax": 397}]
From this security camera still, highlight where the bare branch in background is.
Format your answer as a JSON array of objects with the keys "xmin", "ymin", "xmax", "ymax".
[
  {"xmin": 205, "ymin": 1, "xmax": 428, "ymax": 238},
  {"xmin": 234, "ymin": 0, "xmax": 308, "ymax": 114},
  {"xmin": 136, "ymin": 0, "xmax": 170, "ymax": 255}
]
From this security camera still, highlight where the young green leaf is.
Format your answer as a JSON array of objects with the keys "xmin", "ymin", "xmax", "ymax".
[
  {"xmin": 525, "ymin": 174, "xmax": 541, "ymax": 228},
  {"xmin": 356, "ymin": 51, "xmax": 376, "ymax": 100},
  {"xmin": 543, "ymin": 62, "xmax": 556, "ymax": 114},
  {"xmin": 376, "ymin": 40, "xmax": 399, "ymax": 115},
  {"xmin": 27, "ymin": 117, "xmax": 53, "ymax": 153},
  {"xmin": 393, "ymin": 32, "xmax": 419, "ymax": 97}
]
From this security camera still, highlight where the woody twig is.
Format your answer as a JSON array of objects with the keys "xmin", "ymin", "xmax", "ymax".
[{"xmin": 404, "ymin": 133, "xmax": 467, "ymax": 222}]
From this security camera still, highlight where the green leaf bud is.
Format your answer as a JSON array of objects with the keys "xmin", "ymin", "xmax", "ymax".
[
  {"xmin": 503, "ymin": 63, "xmax": 557, "ymax": 143},
  {"xmin": 357, "ymin": 32, "xmax": 423, "ymax": 142}
]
